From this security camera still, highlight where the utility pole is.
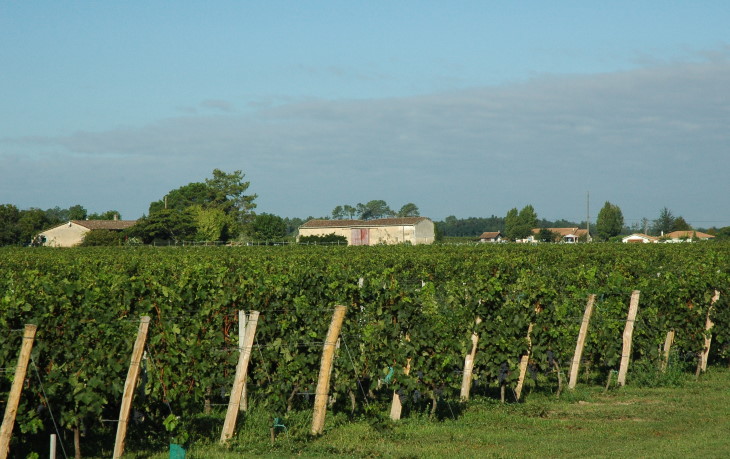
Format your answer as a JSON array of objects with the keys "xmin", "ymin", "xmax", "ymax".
[{"xmin": 586, "ymin": 191, "xmax": 590, "ymax": 241}]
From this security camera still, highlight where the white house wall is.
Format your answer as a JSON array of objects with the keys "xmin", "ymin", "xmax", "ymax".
[
  {"xmin": 39, "ymin": 222, "xmax": 90, "ymax": 247},
  {"xmin": 298, "ymin": 220, "xmax": 435, "ymax": 245}
]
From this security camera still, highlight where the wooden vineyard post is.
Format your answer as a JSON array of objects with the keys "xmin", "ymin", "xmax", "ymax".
[
  {"xmin": 238, "ymin": 310, "xmax": 248, "ymax": 412},
  {"xmin": 617, "ymin": 291, "xmax": 640, "ymax": 387},
  {"xmin": 389, "ymin": 334, "xmax": 412, "ymax": 421},
  {"xmin": 568, "ymin": 294, "xmax": 596, "ymax": 389},
  {"xmin": 460, "ymin": 317, "xmax": 483, "ymax": 401},
  {"xmin": 0, "ymin": 324, "xmax": 37, "ymax": 459},
  {"xmin": 514, "ymin": 323, "xmax": 534, "ymax": 401},
  {"xmin": 311, "ymin": 305, "xmax": 347, "ymax": 435},
  {"xmin": 113, "ymin": 316, "xmax": 151, "ymax": 459},
  {"xmin": 515, "ymin": 302, "xmax": 543, "ymax": 401},
  {"xmin": 661, "ymin": 330, "xmax": 675, "ymax": 372},
  {"xmin": 697, "ymin": 290, "xmax": 720, "ymax": 376},
  {"xmin": 220, "ymin": 311, "xmax": 260, "ymax": 444}
]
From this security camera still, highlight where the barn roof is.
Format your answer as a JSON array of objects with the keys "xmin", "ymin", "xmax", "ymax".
[
  {"xmin": 72, "ymin": 220, "xmax": 138, "ymax": 230},
  {"xmin": 300, "ymin": 217, "xmax": 430, "ymax": 229}
]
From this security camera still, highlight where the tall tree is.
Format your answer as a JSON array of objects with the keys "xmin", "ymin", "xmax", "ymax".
[
  {"xmin": 149, "ymin": 182, "xmax": 212, "ymax": 214},
  {"xmin": 504, "ymin": 205, "xmax": 538, "ymax": 240},
  {"xmin": 205, "ymin": 169, "xmax": 257, "ymax": 221},
  {"xmin": 68, "ymin": 204, "xmax": 87, "ymax": 220},
  {"xmin": 343, "ymin": 205, "xmax": 357, "ymax": 219},
  {"xmin": 357, "ymin": 200, "xmax": 393, "ymax": 220},
  {"xmin": 672, "ymin": 216, "xmax": 691, "ymax": 231},
  {"xmin": 331, "ymin": 205, "xmax": 345, "ymax": 220},
  {"xmin": 17, "ymin": 208, "xmax": 50, "ymax": 244},
  {"xmin": 397, "ymin": 203, "xmax": 420, "ymax": 217},
  {"xmin": 595, "ymin": 201, "xmax": 624, "ymax": 241},
  {"xmin": 0, "ymin": 204, "xmax": 21, "ymax": 245},
  {"xmin": 250, "ymin": 213, "xmax": 287, "ymax": 242},
  {"xmin": 504, "ymin": 208, "xmax": 520, "ymax": 240},
  {"xmin": 652, "ymin": 207, "xmax": 675, "ymax": 236},
  {"xmin": 128, "ymin": 209, "xmax": 196, "ymax": 243}
]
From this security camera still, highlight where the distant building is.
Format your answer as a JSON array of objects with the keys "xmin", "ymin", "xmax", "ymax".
[
  {"xmin": 478, "ymin": 231, "xmax": 503, "ymax": 243},
  {"xmin": 622, "ymin": 233, "xmax": 659, "ymax": 243},
  {"xmin": 37, "ymin": 219, "xmax": 137, "ymax": 247},
  {"xmin": 298, "ymin": 217, "xmax": 435, "ymax": 245},
  {"xmin": 521, "ymin": 227, "xmax": 590, "ymax": 243},
  {"xmin": 662, "ymin": 231, "xmax": 715, "ymax": 243}
]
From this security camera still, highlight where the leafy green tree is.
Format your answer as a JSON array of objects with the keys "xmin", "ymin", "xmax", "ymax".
[
  {"xmin": 205, "ymin": 169, "xmax": 257, "ymax": 221},
  {"xmin": 397, "ymin": 203, "xmax": 420, "ymax": 217},
  {"xmin": 0, "ymin": 204, "xmax": 21, "ymax": 245},
  {"xmin": 250, "ymin": 213, "xmax": 287, "ymax": 242},
  {"xmin": 17, "ymin": 208, "xmax": 51, "ymax": 244},
  {"xmin": 357, "ymin": 200, "xmax": 393, "ymax": 220},
  {"xmin": 536, "ymin": 228, "xmax": 559, "ymax": 242},
  {"xmin": 88, "ymin": 210, "xmax": 122, "ymax": 220},
  {"xmin": 129, "ymin": 209, "xmax": 196, "ymax": 243},
  {"xmin": 190, "ymin": 206, "xmax": 236, "ymax": 241},
  {"xmin": 80, "ymin": 230, "xmax": 123, "ymax": 246},
  {"xmin": 68, "ymin": 204, "xmax": 87, "ymax": 220},
  {"xmin": 148, "ymin": 170, "xmax": 256, "ymax": 235},
  {"xmin": 504, "ymin": 208, "xmax": 519, "ymax": 240},
  {"xmin": 672, "ymin": 216, "xmax": 691, "ymax": 231},
  {"xmin": 652, "ymin": 207, "xmax": 675, "ymax": 236},
  {"xmin": 505, "ymin": 205, "xmax": 537, "ymax": 240},
  {"xmin": 149, "ymin": 182, "xmax": 212, "ymax": 214},
  {"xmin": 343, "ymin": 205, "xmax": 357, "ymax": 219},
  {"xmin": 331, "ymin": 205, "xmax": 345, "ymax": 220},
  {"xmin": 44, "ymin": 206, "xmax": 70, "ymax": 225},
  {"xmin": 595, "ymin": 201, "xmax": 624, "ymax": 241}
]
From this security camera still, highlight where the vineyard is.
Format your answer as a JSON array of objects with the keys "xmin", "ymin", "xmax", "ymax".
[{"xmin": 1, "ymin": 244, "xmax": 729, "ymax": 457}]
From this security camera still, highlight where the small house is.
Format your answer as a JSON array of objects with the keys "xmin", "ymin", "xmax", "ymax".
[{"xmin": 37, "ymin": 219, "xmax": 137, "ymax": 247}]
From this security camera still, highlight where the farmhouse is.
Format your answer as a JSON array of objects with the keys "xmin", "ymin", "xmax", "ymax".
[
  {"xmin": 478, "ymin": 231, "xmax": 503, "ymax": 243},
  {"xmin": 662, "ymin": 230, "xmax": 715, "ymax": 242},
  {"xmin": 523, "ymin": 227, "xmax": 590, "ymax": 243},
  {"xmin": 298, "ymin": 217, "xmax": 435, "ymax": 245},
  {"xmin": 37, "ymin": 219, "xmax": 137, "ymax": 247},
  {"xmin": 622, "ymin": 233, "xmax": 659, "ymax": 243}
]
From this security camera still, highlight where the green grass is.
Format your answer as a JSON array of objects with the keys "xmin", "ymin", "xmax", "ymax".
[{"xmin": 125, "ymin": 368, "xmax": 730, "ymax": 458}]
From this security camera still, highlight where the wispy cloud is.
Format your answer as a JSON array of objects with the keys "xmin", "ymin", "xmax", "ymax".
[{"xmin": 3, "ymin": 53, "xmax": 729, "ymax": 224}]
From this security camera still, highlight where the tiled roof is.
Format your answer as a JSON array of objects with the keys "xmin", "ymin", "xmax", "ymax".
[
  {"xmin": 531, "ymin": 227, "xmax": 587, "ymax": 237},
  {"xmin": 73, "ymin": 220, "xmax": 138, "ymax": 230},
  {"xmin": 665, "ymin": 230, "xmax": 715, "ymax": 239},
  {"xmin": 479, "ymin": 232, "xmax": 502, "ymax": 239},
  {"xmin": 300, "ymin": 217, "xmax": 429, "ymax": 228}
]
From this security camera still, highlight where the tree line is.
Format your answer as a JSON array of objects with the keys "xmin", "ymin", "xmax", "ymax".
[{"xmin": 1, "ymin": 169, "xmax": 729, "ymax": 246}]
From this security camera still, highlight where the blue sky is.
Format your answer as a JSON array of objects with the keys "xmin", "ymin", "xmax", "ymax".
[{"xmin": 2, "ymin": 1, "xmax": 729, "ymax": 228}]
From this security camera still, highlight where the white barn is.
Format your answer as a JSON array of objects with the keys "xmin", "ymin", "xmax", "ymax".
[{"xmin": 298, "ymin": 217, "xmax": 435, "ymax": 245}]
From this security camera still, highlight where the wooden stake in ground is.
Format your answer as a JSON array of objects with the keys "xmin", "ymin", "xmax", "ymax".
[
  {"xmin": 569, "ymin": 294, "xmax": 596, "ymax": 389},
  {"xmin": 220, "ymin": 311, "xmax": 260, "ymax": 444},
  {"xmin": 515, "ymin": 301, "xmax": 546, "ymax": 401},
  {"xmin": 514, "ymin": 322, "xmax": 534, "ymax": 401},
  {"xmin": 0, "ymin": 324, "xmax": 37, "ymax": 459},
  {"xmin": 460, "ymin": 317, "xmax": 482, "ymax": 401},
  {"xmin": 311, "ymin": 305, "xmax": 347, "ymax": 435},
  {"xmin": 661, "ymin": 330, "xmax": 675, "ymax": 372},
  {"xmin": 697, "ymin": 290, "xmax": 720, "ymax": 376},
  {"xmin": 390, "ymin": 334, "xmax": 412, "ymax": 421},
  {"xmin": 113, "ymin": 316, "xmax": 151, "ymax": 459},
  {"xmin": 617, "ymin": 291, "xmax": 640, "ymax": 386},
  {"xmin": 238, "ymin": 310, "xmax": 248, "ymax": 413}
]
